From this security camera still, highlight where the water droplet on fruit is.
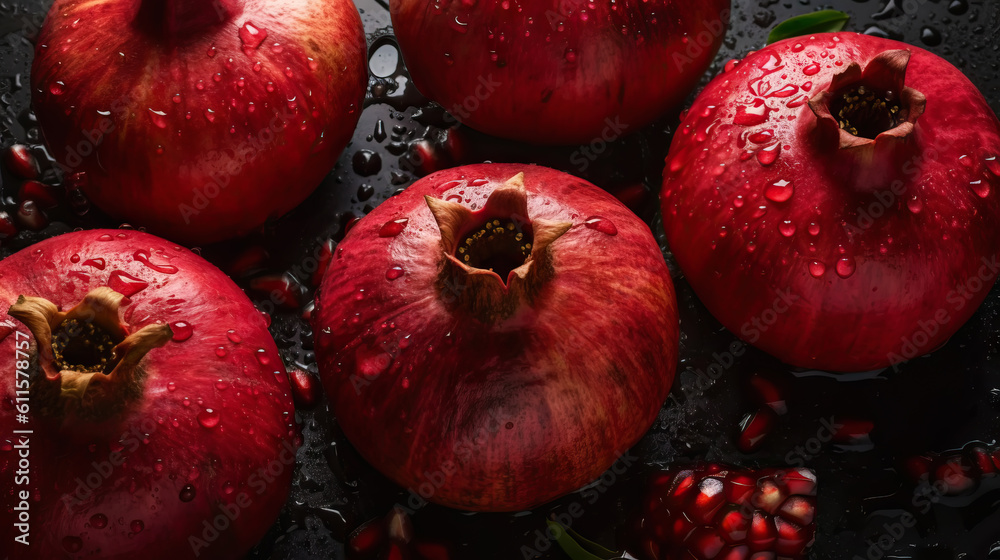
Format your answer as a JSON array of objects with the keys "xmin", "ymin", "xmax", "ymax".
[
  {"xmin": 835, "ymin": 257, "xmax": 856, "ymax": 278},
  {"xmin": 179, "ymin": 484, "xmax": 196, "ymax": 502},
  {"xmin": 764, "ymin": 180, "xmax": 793, "ymax": 202},
  {"xmin": 198, "ymin": 409, "xmax": 220, "ymax": 428},
  {"xmin": 748, "ymin": 130, "xmax": 773, "ymax": 144},
  {"xmin": 971, "ymin": 180, "xmax": 990, "ymax": 198},
  {"xmin": 130, "ymin": 520, "xmax": 144, "ymax": 533},
  {"xmin": 239, "ymin": 22, "xmax": 267, "ymax": 50},
  {"xmin": 167, "ymin": 382, "xmax": 177, "ymax": 392},
  {"xmin": 226, "ymin": 330, "xmax": 241, "ymax": 343},
  {"xmin": 802, "ymin": 62, "xmax": 820, "ymax": 76},
  {"xmin": 584, "ymin": 216, "xmax": 617, "ymax": 235},
  {"xmin": 90, "ymin": 513, "xmax": 108, "ymax": 528},
  {"xmin": 379, "ymin": 218, "xmax": 409, "ymax": 237},
  {"xmin": 734, "ymin": 99, "xmax": 772, "ymax": 126},
  {"xmin": 907, "ymin": 196, "xmax": 923, "ymax": 214},
  {"xmin": 792, "ymin": 43, "xmax": 804, "ymax": 52},
  {"xmin": 49, "ymin": 81, "xmax": 66, "ymax": 95},
  {"xmin": 61, "ymin": 536, "xmax": 83, "ymax": 552},
  {"xmin": 808, "ymin": 261, "xmax": 826, "ymax": 278},
  {"xmin": 985, "ymin": 156, "xmax": 1000, "ymax": 177},
  {"xmin": 147, "ymin": 109, "xmax": 168, "ymax": 129},
  {"xmin": 133, "ymin": 250, "xmax": 178, "ymax": 274},
  {"xmin": 108, "ymin": 271, "xmax": 148, "ymax": 297},
  {"xmin": 255, "ymin": 349, "xmax": 270, "ymax": 365},
  {"xmin": 768, "ymin": 84, "xmax": 799, "ymax": 98},
  {"xmin": 386, "ymin": 266, "xmax": 404, "ymax": 280},
  {"xmin": 215, "ymin": 346, "xmax": 227, "ymax": 358},
  {"xmin": 170, "ymin": 322, "xmax": 193, "ymax": 342},
  {"xmin": 778, "ymin": 220, "xmax": 796, "ymax": 237},
  {"xmin": 757, "ymin": 143, "xmax": 780, "ymax": 166}
]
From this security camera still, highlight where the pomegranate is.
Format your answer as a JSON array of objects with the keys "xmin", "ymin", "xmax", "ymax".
[
  {"xmin": 660, "ymin": 33, "xmax": 1000, "ymax": 372},
  {"xmin": 628, "ymin": 464, "xmax": 817, "ymax": 559},
  {"xmin": 389, "ymin": 0, "xmax": 730, "ymax": 144},
  {"xmin": 313, "ymin": 163, "xmax": 678, "ymax": 511},
  {"xmin": 0, "ymin": 230, "xmax": 297, "ymax": 559},
  {"xmin": 31, "ymin": 0, "xmax": 367, "ymax": 244}
]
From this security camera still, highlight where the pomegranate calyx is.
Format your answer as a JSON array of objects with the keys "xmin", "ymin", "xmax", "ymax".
[
  {"xmin": 426, "ymin": 172, "xmax": 571, "ymax": 324},
  {"xmin": 134, "ymin": 0, "xmax": 241, "ymax": 38},
  {"xmin": 808, "ymin": 49, "xmax": 926, "ymax": 189},
  {"xmin": 7, "ymin": 287, "xmax": 172, "ymax": 420}
]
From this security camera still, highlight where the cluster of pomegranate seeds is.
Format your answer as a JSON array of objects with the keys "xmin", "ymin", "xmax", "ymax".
[
  {"xmin": 346, "ymin": 508, "xmax": 452, "ymax": 560},
  {"xmin": 630, "ymin": 464, "xmax": 816, "ymax": 560},
  {"xmin": 903, "ymin": 442, "xmax": 1000, "ymax": 495}
]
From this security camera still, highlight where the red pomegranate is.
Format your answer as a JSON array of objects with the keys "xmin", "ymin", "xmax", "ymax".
[
  {"xmin": 0, "ymin": 230, "xmax": 297, "ymax": 559},
  {"xmin": 660, "ymin": 32, "xmax": 1000, "ymax": 372},
  {"xmin": 314, "ymin": 163, "xmax": 679, "ymax": 511},
  {"xmin": 30, "ymin": 0, "xmax": 368, "ymax": 244},
  {"xmin": 390, "ymin": 0, "xmax": 731, "ymax": 144}
]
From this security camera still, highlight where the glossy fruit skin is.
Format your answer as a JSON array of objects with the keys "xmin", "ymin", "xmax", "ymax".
[
  {"xmin": 313, "ymin": 163, "xmax": 679, "ymax": 511},
  {"xmin": 0, "ymin": 230, "xmax": 297, "ymax": 559},
  {"xmin": 390, "ymin": 0, "xmax": 730, "ymax": 145},
  {"xmin": 661, "ymin": 33, "xmax": 1000, "ymax": 372},
  {"xmin": 31, "ymin": 0, "xmax": 367, "ymax": 244}
]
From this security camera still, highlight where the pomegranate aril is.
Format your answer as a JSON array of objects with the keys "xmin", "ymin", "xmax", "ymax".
[
  {"xmin": 386, "ymin": 507, "xmax": 414, "ymax": 543},
  {"xmin": 689, "ymin": 477, "xmax": 727, "ymax": 523},
  {"xmin": 739, "ymin": 407, "xmax": 777, "ymax": 453},
  {"xmin": 778, "ymin": 495, "xmax": 815, "ymax": 526},
  {"xmin": 4, "ymin": 144, "xmax": 39, "ymax": 179},
  {"xmin": 749, "ymin": 552, "xmax": 775, "ymax": 560},
  {"xmin": 347, "ymin": 519, "xmax": 387, "ymax": 559},
  {"xmin": 781, "ymin": 468, "xmax": 817, "ymax": 496},
  {"xmin": 774, "ymin": 516, "xmax": 812, "ymax": 556},
  {"xmin": 726, "ymin": 473, "xmax": 756, "ymax": 504},
  {"xmin": 671, "ymin": 512, "xmax": 697, "ymax": 542},
  {"xmin": 413, "ymin": 540, "xmax": 451, "ymax": 560},
  {"xmin": 934, "ymin": 455, "xmax": 976, "ymax": 495},
  {"xmin": 719, "ymin": 545, "xmax": 750, "ymax": 560},
  {"xmin": 752, "ymin": 479, "xmax": 786, "ymax": 514},
  {"xmin": 19, "ymin": 180, "xmax": 59, "ymax": 208},
  {"xmin": 0, "ymin": 211, "xmax": 16, "ymax": 238},
  {"xmin": 670, "ymin": 470, "xmax": 698, "ymax": 505},
  {"xmin": 749, "ymin": 374, "xmax": 786, "ymax": 415},
  {"xmin": 718, "ymin": 506, "xmax": 751, "ymax": 543},
  {"xmin": 903, "ymin": 455, "xmax": 933, "ymax": 483},
  {"xmin": 688, "ymin": 528, "xmax": 726, "ymax": 560},
  {"xmin": 831, "ymin": 418, "xmax": 874, "ymax": 444},
  {"xmin": 748, "ymin": 512, "xmax": 777, "ymax": 551},
  {"xmin": 385, "ymin": 542, "xmax": 409, "ymax": 560},
  {"xmin": 967, "ymin": 446, "xmax": 995, "ymax": 476},
  {"xmin": 15, "ymin": 199, "xmax": 48, "ymax": 231},
  {"xmin": 289, "ymin": 369, "xmax": 321, "ymax": 409}
]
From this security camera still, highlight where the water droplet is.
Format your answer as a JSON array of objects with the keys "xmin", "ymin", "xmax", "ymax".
[
  {"xmin": 379, "ymin": 218, "xmax": 409, "ymax": 237},
  {"xmin": 223, "ymin": 481, "xmax": 236, "ymax": 495},
  {"xmin": 133, "ymin": 249, "xmax": 178, "ymax": 274},
  {"xmin": 802, "ymin": 62, "xmax": 821, "ymax": 76},
  {"xmin": 756, "ymin": 143, "xmax": 780, "ymax": 166},
  {"xmin": 255, "ymin": 349, "xmax": 270, "ymax": 365},
  {"xmin": 197, "ymin": 409, "xmax": 220, "ymax": 428},
  {"xmin": 215, "ymin": 346, "xmax": 227, "ymax": 358},
  {"xmin": 130, "ymin": 520, "xmax": 144, "ymax": 533},
  {"xmin": 584, "ymin": 216, "xmax": 618, "ymax": 235},
  {"xmin": 906, "ymin": 196, "xmax": 923, "ymax": 214},
  {"xmin": 147, "ymin": 109, "xmax": 168, "ymax": 129},
  {"xmin": 90, "ymin": 513, "xmax": 108, "ymax": 529},
  {"xmin": 171, "ymin": 322, "xmax": 193, "ymax": 342},
  {"xmin": 764, "ymin": 179, "xmax": 794, "ymax": 202},
  {"xmin": 791, "ymin": 43, "xmax": 804, "ymax": 52},
  {"xmin": 835, "ymin": 257, "xmax": 856, "ymax": 278},
  {"xmin": 564, "ymin": 48, "xmax": 576, "ymax": 63},
  {"xmin": 179, "ymin": 484, "xmax": 196, "ymax": 502},
  {"xmin": 971, "ymin": 180, "xmax": 990, "ymax": 198},
  {"xmin": 807, "ymin": 223, "xmax": 820, "ymax": 236},
  {"xmin": 108, "ymin": 271, "xmax": 149, "ymax": 297},
  {"xmin": 386, "ymin": 266, "xmax": 404, "ymax": 280},
  {"xmin": 920, "ymin": 26, "xmax": 942, "ymax": 47},
  {"xmin": 734, "ymin": 99, "xmax": 772, "ymax": 126},
  {"xmin": 748, "ymin": 130, "xmax": 774, "ymax": 144},
  {"xmin": 767, "ymin": 84, "xmax": 799, "ymax": 98},
  {"xmin": 226, "ymin": 329, "xmax": 241, "ymax": 343},
  {"xmin": 986, "ymin": 156, "xmax": 1000, "ymax": 177},
  {"xmin": 167, "ymin": 382, "xmax": 177, "ymax": 392},
  {"xmin": 49, "ymin": 81, "xmax": 66, "ymax": 95},
  {"xmin": 61, "ymin": 536, "xmax": 83, "ymax": 552},
  {"xmin": 239, "ymin": 22, "xmax": 268, "ymax": 50},
  {"xmin": 808, "ymin": 260, "xmax": 826, "ymax": 278},
  {"xmin": 204, "ymin": 109, "xmax": 216, "ymax": 123},
  {"xmin": 352, "ymin": 150, "xmax": 382, "ymax": 176},
  {"xmin": 778, "ymin": 220, "xmax": 796, "ymax": 237}
]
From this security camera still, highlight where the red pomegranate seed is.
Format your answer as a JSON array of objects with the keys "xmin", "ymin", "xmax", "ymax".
[
  {"xmin": 781, "ymin": 469, "xmax": 817, "ymax": 496},
  {"xmin": 0, "ymin": 211, "xmax": 16, "ymax": 239},
  {"xmin": 385, "ymin": 542, "xmax": 407, "ymax": 560},
  {"xmin": 774, "ymin": 516, "xmax": 813, "ymax": 556},
  {"xmin": 968, "ymin": 446, "xmax": 995, "ymax": 476},
  {"xmin": 4, "ymin": 144, "xmax": 39, "ymax": 179},
  {"xmin": 749, "ymin": 374, "xmax": 786, "ymax": 415},
  {"xmin": 748, "ymin": 512, "xmax": 777, "ymax": 551},
  {"xmin": 19, "ymin": 180, "xmax": 59, "ymax": 208},
  {"xmin": 413, "ymin": 540, "xmax": 451, "ymax": 560},
  {"xmin": 15, "ymin": 199, "xmax": 48, "ymax": 231},
  {"xmin": 719, "ymin": 545, "xmax": 750, "ymax": 560},
  {"xmin": 751, "ymin": 479, "xmax": 786, "ymax": 515},
  {"xmin": 831, "ymin": 418, "xmax": 874, "ymax": 444},
  {"xmin": 718, "ymin": 506, "xmax": 751, "ymax": 543},
  {"xmin": 671, "ymin": 513, "xmax": 697, "ymax": 542},
  {"xmin": 670, "ymin": 470, "xmax": 698, "ymax": 506},
  {"xmin": 688, "ymin": 528, "xmax": 726, "ymax": 560},
  {"xmin": 312, "ymin": 238, "xmax": 335, "ymax": 287},
  {"xmin": 289, "ymin": 369, "xmax": 321, "ymax": 409},
  {"xmin": 750, "ymin": 552, "xmax": 776, "ymax": 560},
  {"xmin": 778, "ymin": 495, "xmax": 815, "ymax": 526},
  {"xmin": 249, "ymin": 273, "xmax": 306, "ymax": 309},
  {"xmin": 347, "ymin": 519, "xmax": 386, "ymax": 558},
  {"xmin": 902, "ymin": 455, "xmax": 933, "ymax": 483},
  {"xmin": 726, "ymin": 472, "xmax": 756, "ymax": 504},
  {"xmin": 689, "ymin": 477, "xmax": 727, "ymax": 524},
  {"xmin": 226, "ymin": 245, "xmax": 270, "ymax": 278},
  {"xmin": 934, "ymin": 455, "xmax": 975, "ymax": 495},
  {"xmin": 738, "ymin": 407, "xmax": 777, "ymax": 453}
]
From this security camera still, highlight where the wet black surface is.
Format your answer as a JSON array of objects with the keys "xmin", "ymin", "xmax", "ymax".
[{"xmin": 2, "ymin": 0, "xmax": 1000, "ymax": 558}]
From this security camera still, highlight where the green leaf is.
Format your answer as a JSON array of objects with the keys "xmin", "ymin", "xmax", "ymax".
[
  {"xmin": 546, "ymin": 520, "xmax": 624, "ymax": 560},
  {"xmin": 767, "ymin": 10, "xmax": 851, "ymax": 44}
]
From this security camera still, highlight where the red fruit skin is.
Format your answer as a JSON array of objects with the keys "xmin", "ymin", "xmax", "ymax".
[
  {"xmin": 390, "ymin": 0, "xmax": 730, "ymax": 144},
  {"xmin": 30, "ymin": 0, "xmax": 367, "ymax": 244},
  {"xmin": 660, "ymin": 32, "xmax": 1000, "ymax": 372},
  {"xmin": 0, "ymin": 230, "xmax": 296, "ymax": 560},
  {"xmin": 313, "ymin": 163, "xmax": 679, "ymax": 511}
]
